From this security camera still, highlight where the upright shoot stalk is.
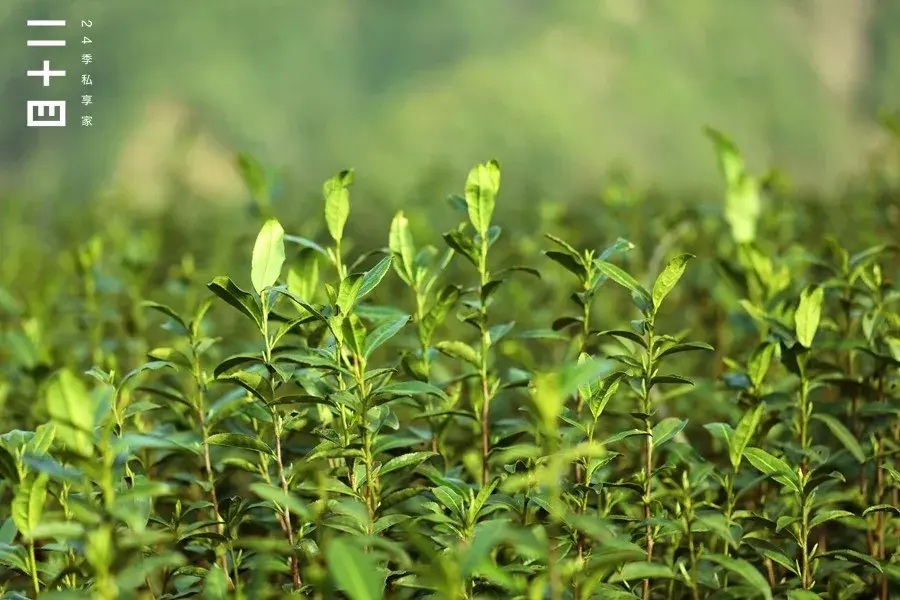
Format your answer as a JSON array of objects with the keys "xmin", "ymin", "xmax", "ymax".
[
  {"xmin": 478, "ymin": 239, "xmax": 491, "ymax": 487},
  {"xmin": 642, "ymin": 327, "xmax": 656, "ymax": 600},
  {"xmin": 261, "ymin": 300, "xmax": 301, "ymax": 590}
]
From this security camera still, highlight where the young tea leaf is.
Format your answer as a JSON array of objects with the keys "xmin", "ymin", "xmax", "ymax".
[
  {"xmin": 325, "ymin": 537, "xmax": 385, "ymax": 600},
  {"xmin": 703, "ymin": 553, "xmax": 772, "ymax": 600},
  {"xmin": 207, "ymin": 433, "xmax": 275, "ymax": 457},
  {"xmin": 810, "ymin": 413, "xmax": 866, "ymax": 463},
  {"xmin": 324, "ymin": 169, "xmax": 353, "ymax": 243},
  {"xmin": 465, "ymin": 160, "xmax": 500, "ymax": 238},
  {"xmin": 729, "ymin": 402, "xmax": 765, "ymax": 470},
  {"xmin": 435, "ymin": 340, "xmax": 480, "ymax": 368},
  {"xmin": 593, "ymin": 260, "xmax": 652, "ymax": 309},
  {"xmin": 652, "ymin": 417, "xmax": 687, "ymax": 449},
  {"xmin": 363, "ymin": 316, "xmax": 409, "ymax": 359},
  {"xmin": 389, "ymin": 211, "xmax": 416, "ymax": 284},
  {"xmin": 743, "ymin": 447, "xmax": 800, "ymax": 493},
  {"xmin": 651, "ymin": 253, "xmax": 694, "ymax": 311},
  {"xmin": 250, "ymin": 218, "xmax": 286, "ymax": 294},
  {"xmin": 12, "ymin": 472, "xmax": 49, "ymax": 536},
  {"xmin": 794, "ymin": 285, "xmax": 824, "ymax": 348},
  {"xmin": 45, "ymin": 369, "xmax": 96, "ymax": 457},
  {"xmin": 207, "ymin": 276, "xmax": 263, "ymax": 329}
]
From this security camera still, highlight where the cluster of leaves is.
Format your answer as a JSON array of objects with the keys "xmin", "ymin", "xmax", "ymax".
[{"xmin": 0, "ymin": 134, "xmax": 898, "ymax": 600}]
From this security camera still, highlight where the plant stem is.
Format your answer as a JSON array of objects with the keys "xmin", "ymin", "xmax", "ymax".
[
  {"xmin": 642, "ymin": 327, "xmax": 656, "ymax": 600},
  {"xmin": 28, "ymin": 541, "xmax": 40, "ymax": 596},
  {"xmin": 478, "ymin": 241, "xmax": 491, "ymax": 487},
  {"xmin": 353, "ymin": 358, "xmax": 377, "ymax": 523},
  {"xmin": 798, "ymin": 377, "xmax": 811, "ymax": 590},
  {"xmin": 274, "ymin": 414, "xmax": 302, "ymax": 590},
  {"xmin": 262, "ymin": 297, "xmax": 301, "ymax": 590},
  {"xmin": 192, "ymin": 337, "xmax": 233, "ymax": 588},
  {"xmin": 874, "ymin": 374, "xmax": 888, "ymax": 600}
]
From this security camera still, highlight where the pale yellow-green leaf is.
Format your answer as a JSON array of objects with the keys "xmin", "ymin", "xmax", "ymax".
[
  {"xmin": 795, "ymin": 285, "xmax": 824, "ymax": 348},
  {"xmin": 250, "ymin": 218, "xmax": 285, "ymax": 294},
  {"xmin": 465, "ymin": 160, "xmax": 500, "ymax": 237}
]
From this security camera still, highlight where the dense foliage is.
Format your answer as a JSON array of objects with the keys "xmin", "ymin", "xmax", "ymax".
[{"xmin": 0, "ymin": 129, "xmax": 898, "ymax": 599}]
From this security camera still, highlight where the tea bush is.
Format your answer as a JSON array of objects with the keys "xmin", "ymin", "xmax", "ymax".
[{"xmin": 0, "ymin": 130, "xmax": 898, "ymax": 599}]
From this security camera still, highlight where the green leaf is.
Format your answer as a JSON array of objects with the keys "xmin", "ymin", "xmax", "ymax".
[
  {"xmin": 358, "ymin": 256, "xmax": 393, "ymax": 299},
  {"xmin": 284, "ymin": 234, "xmax": 328, "ymax": 257},
  {"xmin": 141, "ymin": 301, "xmax": 188, "ymax": 333},
  {"xmin": 325, "ymin": 537, "xmax": 385, "ymax": 600},
  {"xmin": 704, "ymin": 126, "xmax": 744, "ymax": 186},
  {"xmin": 376, "ymin": 381, "xmax": 448, "ymax": 402},
  {"xmin": 207, "ymin": 433, "xmax": 275, "ymax": 457},
  {"xmin": 207, "ymin": 276, "xmax": 263, "ymax": 328},
  {"xmin": 588, "ymin": 371, "xmax": 627, "ymax": 421},
  {"xmin": 743, "ymin": 447, "xmax": 800, "ymax": 493},
  {"xmin": 389, "ymin": 211, "xmax": 416, "ymax": 283},
  {"xmin": 652, "ymin": 418, "xmax": 687, "ymax": 449},
  {"xmin": 286, "ymin": 248, "xmax": 321, "ymax": 309},
  {"xmin": 544, "ymin": 233, "xmax": 581, "ymax": 259},
  {"xmin": 650, "ymin": 374, "xmax": 694, "ymax": 387},
  {"xmin": 12, "ymin": 472, "xmax": 49, "ymax": 536},
  {"xmin": 217, "ymin": 370, "xmax": 272, "ymax": 404},
  {"xmin": 545, "ymin": 251, "xmax": 586, "ymax": 279},
  {"xmin": 214, "ymin": 353, "xmax": 265, "ymax": 378},
  {"xmin": 443, "ymin": 228, "xmax": 479, "ymax": 267},
  {"xmin": 249, "ymin": 482, "xmax": 310, "ymax": 519},
  {"xmin": 202, "ymin": 563, "xmax": 228, "ymax": 600},
  {"xmin": 464, "ymin": 159, "xmax": 500, "ymax": 237},
  {"xmin": 435, "ymin": 340, "xmax": 480, "ymax": 368},
  {"xmin": 810, "ymin": 413, "xmax": 865, "ymax": 463},
  {"xmin": 794, "ymin": 285, "xmax": 824, "ymax": 348},
  {"xmin": 608, "ymin": 561, "xmax": 675, "ymax": 582},
  {"xmin": 705, "ymin": 127, "xmax": 760, "ymax": 244},
  {"xmin": 335, "ymin": 274, "xmax": 364, "ymax": 317},
  {"xmin": 729, "ymin": 402, "xmax": 765, "ymax": 470},
  {"xmin": 651, "ymin": 253, "xmax": 694, "ymax": 311},
  {"xmin": 705, "ymin": 422, "xmax": 734, "ymax": 444},
  {"xmin": 460, "ymin": 519, "xmax": 510, "ymax": 578},
  {"xmin": 815, "ymin": 549, "xmax": 882, "ymax": 573},
  {"xmin": 596, "ymin": 329, "xmax": 647, "ymax": 349},
  {"xmin": 377, "ymin": 452, "xmax": 436, "ymax": 477},
  {"xmin": 787, "ymin": 591, "xmax": 822, "ymax": 600},
  {"xmin": 593, "ymin": 260, "xmax": 652, "ymax": 308},
  {"xmin": 703, "ymin": 553, "xmax": 772, "ymax": 600},
  {"xmin": 809, "ymin": 509, "xmax": 855, "ymax": 529},
  {"xmin": 862, "ymin": 504, "xmax": 900, "ymax": 517},
  {"xmin": 363, "ymin": 316, "xmax": 409, "ymax": 359},
  {"xmin": 693, "ymin": 513, "xmax": 740, "ymax": 546},
  {"xmin": 250, "ymin": 218, "xmax": 285, "ymax": 294},
  {"xmin": 882, "ymin": 465, "xmax": 900, "ymax": 484},
  {"xmin": 236, "ymin": 153, "xmax": 269, "ymax": 203},
  {"xmin": 600, "ymin": 429, "xmax": 649, "ymax": 445},
  {"xmin": 119, "ymin": 360, "xmax": 175, "ymax": 393},
  {"xmin": 116, "ymin": 554, "xmax": 186, "ymax": 593},
  {"xmin": 23, "ymin": 521, "xmax": 84, "ymax": 542},
  {"xmin": 726, "ymin": 175, "xmax": 761, "ymax": 244},
  {"xmin": 324, "ymin": 169, "xmax": 353, "ymax": 243},
  {"xmin": 655, "ymin": 341, "xmax": 714, "ymax": 359},
  {"xmin": 45, "ymin": 369, "xmax": 95, "ymax": 457},
  {"xmin": 748, "ymin": 342, "xmax": 776, "ymax": 388}
]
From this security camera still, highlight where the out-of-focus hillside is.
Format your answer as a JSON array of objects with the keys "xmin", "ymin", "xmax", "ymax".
[{"xmin": 0, "ymin": 0, "xmax": 898, "ymax": 210}]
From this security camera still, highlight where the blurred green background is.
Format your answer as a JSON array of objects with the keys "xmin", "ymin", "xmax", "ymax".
[{"xmin": 2, "ymin": 0, "xmax": 899, "ymax": 207}]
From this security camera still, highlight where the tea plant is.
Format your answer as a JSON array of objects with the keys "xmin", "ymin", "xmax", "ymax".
[{"xmin": 0, "ymin": 132, "xmax": 898, "ymax": 599}]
